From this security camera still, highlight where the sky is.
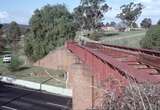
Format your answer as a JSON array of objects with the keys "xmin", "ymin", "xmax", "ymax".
[{"xmin": 0, "ymin": 0, "xmax": 160, "ymax": 25}]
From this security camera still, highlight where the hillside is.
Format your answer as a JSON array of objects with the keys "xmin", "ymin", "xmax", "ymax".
[{"xmin": 2, "ymin": 23, "xmax": 30, "ymax": 33}]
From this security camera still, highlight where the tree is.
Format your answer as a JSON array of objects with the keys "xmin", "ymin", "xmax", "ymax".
[
  {"xmin": 7, "ymin": 21, "xmax": 21, "ymax": 53},
  {"xmin": 116, "ymin": 21, "xmax": 127, "ymax": 32},
  {"xmin": 0, "ymin": 24, "xmax": 4, "ymax": 52},
  {"xmin": 110, "ymin": 21, "xmax": 116, "ymax": 27},
  {"xmin": 132, "ymin": 22, "xmax": 138, "ymax": 28},
  {"xmin": 157, "ymin": 20, "xmax": 160, "ymax": 25},
  {"xmin": 117, "ymin": 2, "xmax": 143, "ymax": 28},
  {"xmin": 140, "ymin": 25, "xmax": 160, "ymax": 50},
  {"xmin": 106, "ymin": 22, "xmax": 110, "ymax": 26},
  {"xmin": 140, "ymin": 18, "xmax": 152, "ymax": 29},
  {"xmin": 73, "ymin": 0, "xmax": 111, "ymax": 31},
  {"xmin": 7, "ymin": 55, "xmax": 23, "ymax": 72},
  {"xmin": 24, "ymin": 4, "xmax": 76, "ymax": 62}
]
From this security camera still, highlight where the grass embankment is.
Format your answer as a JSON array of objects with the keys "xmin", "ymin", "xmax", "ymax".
[
  {"xmin": 0, "ymin": 38, "xmax": 66, "ymax": 88},
  {"xmin": 0, "ymin": 65, "xmax": 66, "ymax": 88},
  {"xmin": 100, "ymin": 31, "xmax": 146, "ymax": 48},
  {"xmin": 86, "ymin": 30, "xmax": 146, "ymax": 48}
]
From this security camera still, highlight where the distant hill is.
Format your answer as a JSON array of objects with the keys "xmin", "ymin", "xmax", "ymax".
[{"xmin": 2, "ymin": 23, "xmax": 30, "ymax": 34}]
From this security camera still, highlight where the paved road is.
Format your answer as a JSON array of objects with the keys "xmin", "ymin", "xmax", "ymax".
[{"xmin": 0, "ymin": 82, "xmax": 72, "ymax": 110}]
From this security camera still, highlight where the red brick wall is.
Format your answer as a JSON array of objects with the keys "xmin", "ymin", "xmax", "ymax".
[{"xmin": 34, "ymin": 47, "xmax": 76, "ymax": 71}]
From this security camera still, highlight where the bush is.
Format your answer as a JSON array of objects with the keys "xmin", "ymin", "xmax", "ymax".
[
  {"xmin": 88, "ymin": 32, "xmax": 119, "ymax": 41},
  {"xmin": 94, "ymin": 83, "xmax": 160, "ymax": 110},
  {"xmin": 140, "ymin": 25, "xmax": 160, "ymax": 50},
  {"xmin": 8, "ymin": 56, "xmax": 23, "ymax": 71},
  {"xmin": 88, "ymin": 32, "xmax": 103, "ymax": 41}
]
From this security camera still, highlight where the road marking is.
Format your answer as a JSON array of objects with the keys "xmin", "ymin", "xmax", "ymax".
[
  {"xmin": 1, "ymin": 106, "xmax": 17, "ymax": 110},
  {"xmin": 46, "ymin": 102, "xmax": 69, "ymax": 109}
]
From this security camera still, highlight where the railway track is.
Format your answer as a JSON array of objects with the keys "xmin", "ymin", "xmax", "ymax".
[{"xmin": 67, "ymin": 41, "xmax": 160, "ymax": 84}]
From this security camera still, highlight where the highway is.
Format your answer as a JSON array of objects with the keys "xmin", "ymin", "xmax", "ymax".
[{"xmin": 0, "ymin": 82, "xmax": 72, "ymax": 110}]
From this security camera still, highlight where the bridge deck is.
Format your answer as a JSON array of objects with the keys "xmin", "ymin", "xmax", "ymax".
[{"xmin": 67, "ymin": 41, "xmax": 160, "ymax": 85}]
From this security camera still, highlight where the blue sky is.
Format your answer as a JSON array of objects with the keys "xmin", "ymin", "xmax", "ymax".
[{"xmin": 0, "ymin": 0, "xmax": 160, "ymax": 25}]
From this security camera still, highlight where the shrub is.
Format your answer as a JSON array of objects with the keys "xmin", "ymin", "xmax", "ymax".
[
  {"xmin": 93, "ymin": 83, "xmax": 160, "ymax": 110},
  {"xmin": 88, "ymin": 32, "xmax": 119, "ymax": 41},
  {"xmin": 157, "ymin": 20, "xmax": 160, "ymax": 25},
  {"xmin": 88, "ymin": 32, "xmax": 103, "ymax": 41},
  {"xmin": 8, "ymin": 56, "xmax": 23, "ymax": 72},
  {"xmin": 140, "ymin": 25, "xmax": 160, "ymax": 50}
]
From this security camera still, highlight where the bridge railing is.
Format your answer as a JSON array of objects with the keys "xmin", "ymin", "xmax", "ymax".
[
  {"xmin": 87, "ymin": 42, "xmax": 160, "ymax": 70},
  {"xmin": 66, "ymin": 41, "xmax": 160, "ymax": 84},
  {"xmin": 66, "ymin": 41, "xmax": 127, "ymax": 85}
]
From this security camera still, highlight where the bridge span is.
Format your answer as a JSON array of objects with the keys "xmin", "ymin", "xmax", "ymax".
[
  {"xmin": 34, "ymin": 41, "xmax": 160, "ymax": 110},
  {"xmin": 67, "ymin": 41, "xmax": 160, "ymax": 84}
]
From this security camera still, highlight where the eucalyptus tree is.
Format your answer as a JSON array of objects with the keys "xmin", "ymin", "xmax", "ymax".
[
  {"xmin": 117, "ymin": 2, "xmax": 144, "ymax": 28},
  {"xmin": 73, "ymin": 0, "xmax": 111, "ymax": 31},
  {"xmin": 7, "ymin": 21, "xmax": 21, "ymax": 53},
  {"xmin": 140, "ymin": 18, "xmax": 152, "ymax": 29},
  {"xmin": 0, "ymin": 24, "xmax": 4, "ymax": 52}
]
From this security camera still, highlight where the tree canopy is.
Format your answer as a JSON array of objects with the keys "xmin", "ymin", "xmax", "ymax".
[
  {"xmin": 140, "ymin": 18, "xmax": 152, "ymax": 29},
  {"xmin": 117, "ymin": 2, "xmax": 143, "ymax": 28},
  {"xmin": 0, "ymin": 24, "xmax": 4, "ymax": 52},
  {"xmin": 7, "ymin": 21, "xmax": 21, "ymax": 53},
  {"xmin": 157, "ymin": 20, "xmax": 160, "ymax": 25},
  {"xmin": 24, "ymin": 4, "xmax": 76, "ymax": 62},
  {"xmin": 73, "ymin": 0, "xmax": 111, "ymax": 31}
]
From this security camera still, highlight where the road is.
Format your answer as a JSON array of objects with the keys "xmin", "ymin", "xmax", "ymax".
[{"xmin": 0, "ymin": 82, "xmax": 72, "ymax": 110}]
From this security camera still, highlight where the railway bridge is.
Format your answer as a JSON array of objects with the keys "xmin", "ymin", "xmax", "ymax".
[{"xmin": 34, "ymin": 41, "xmax": 160, "ymax": 110}]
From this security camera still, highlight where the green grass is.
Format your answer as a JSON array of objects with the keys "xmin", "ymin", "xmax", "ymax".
[
  {"xmin": 100, "ymin": 31, "xmax": 146, "ymax": 48},
  {"xmin": 0, "ymin": 58, "xmax": 3, "ymax": 65},
  {"xmin": 0, "ymin": 66, "xmax": 66, "ymax": 88},
  {"xmin": 0, "ymin": 38, "xmax": 66, "ymax": 88}
]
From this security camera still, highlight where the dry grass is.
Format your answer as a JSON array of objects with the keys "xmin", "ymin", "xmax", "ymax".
[{"xmin": 94, "ymin": 83, "xmax": 160, "ymax": 110}]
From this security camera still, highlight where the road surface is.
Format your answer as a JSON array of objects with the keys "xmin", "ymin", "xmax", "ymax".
[{"xmin": 0, "ymin": 82, "xmax": 72, "ymax": 110}]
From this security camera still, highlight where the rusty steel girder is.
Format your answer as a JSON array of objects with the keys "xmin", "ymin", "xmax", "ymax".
[{"xmin": 67, "ymin": 41, "xmax": 160, "ymax": 88}]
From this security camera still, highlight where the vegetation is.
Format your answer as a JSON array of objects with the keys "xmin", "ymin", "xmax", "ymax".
[
  {"xmin": 88, "ymin": 31, "xmax": 119, "ymax": 41},
  {"xmin": 24, "ymin": 4, "xmax": 76, "ymax": 62},
  {"xmin": 140, "ymin": 25, "xmax": 160, "ymax": 50},
  {"xmin": 0, "ymin": 24, "xmax": 5, "ymax": 52},
  {"xmin": 101, "ymin": 31, "xmax": 146, "ymax": 48},
  {"xmin": 73, "ymin": 0, "xmax": 111, "ymax": 31},
  {"xmin": 117, "ymin": 2, "xmax": 143, "ymax": 28},
  {"xmin": 157, "ymin": 20, "xmax": 160, "ymax": 25},
  {"xmin": 116, "ymin": 21, "xmax": 128, "ymax": 32},
  {"xmin": 7, "ymin": 55, "xmax": 23, "ymax": 72},
  {"xmin": 140, "ymin": 18, "xmax": 152, "ymax": 29},
  {"xmin": 0, "ymin": 66, "xmax": 66, "ymax": 87},
  {"xmin": 132, "ymin": 22, "xmax": 138, "ymax": 28},
  {"xmin": 94, "ymin": 83, "xmax": 160, "ymax": 110},
  {"xmin": 7, "ymin": 21, "xmax": 21, "ymax": 53},
  {"xmin": 105, "ymin": 21, "xmax": 117, "ymax": 27},
  {"xmin": 110, "ymin": 21, "xmax": 116, "ymax": 27}
]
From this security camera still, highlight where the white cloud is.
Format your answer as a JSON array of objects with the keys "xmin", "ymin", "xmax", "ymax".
[
  {"xmin": 0, "ymin": 11, "xmax": 9, "ymax": 19},
  {"xmin": 136, "ymin": 0, "xmax": 160, "ymax": 23},
  {"xmin": 0, "ymin": 10, "xmax": 30, "ymax": 24}
]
